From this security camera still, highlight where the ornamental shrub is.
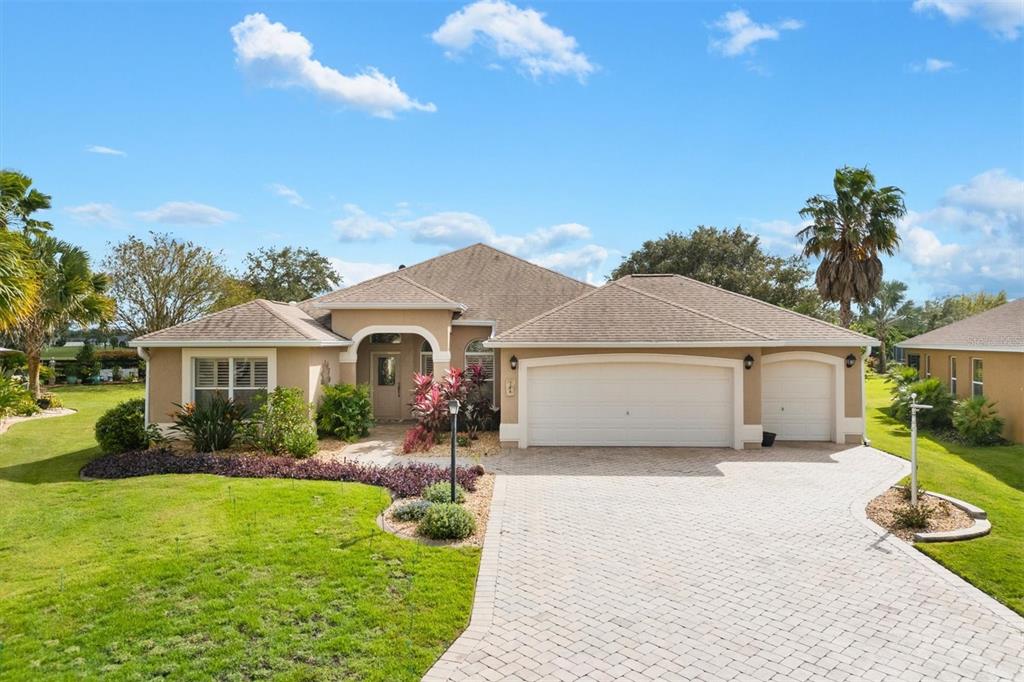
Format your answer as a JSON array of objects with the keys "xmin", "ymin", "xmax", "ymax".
[
  {"xmin": 94, "ymin": 398, "xmax": 160, "ymax": 454},
  {"xmin": 243, "ymin": 387, "xmax": 319, "ymax": 457},
  {"xmin": 418, "ymin": 503, "xmax": 475, "ymax": 540},
  {"xmin": 422, "ymin": 480, "xmax": 466, "ymax": 504},
  {"xmin": 890, "ymin": 378, "xmax": 954, "ymax": 429},
  {"xmin": 37, "ymin": 392, "xmax": 62, "ymax": 410},
  {"xmin": 0, "ymin": 375, "xmax": 38, "ymax": 418},
  {"xmin": 393, "ymin": 500, "xmax": 432, "ymax": 522},
  {"xmin": 316, "ymin": 383, "xmax": 374, "ymax": 442},
  {"xmin": 953, "ymin": 396, "xmax": 1005, "ymax": 446},
  {"xmin": 171, "ymin": 396, "xmax": 247, "ymax": 452},
  {"xmin": 402, "ymin": 424, "xmax": 434, "ymax": 454},
  {"xmin": 892, "ymin": 503, "xmax": 933, "ymax": 529},
  {"xmin": 886, "ymin": 364, "xmax": 919, "ymax": 393}
]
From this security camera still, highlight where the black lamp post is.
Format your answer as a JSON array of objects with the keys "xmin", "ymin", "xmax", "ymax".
[{"xmin": 447, "ymin": 398, "xmax": 460, "ymax": 502}]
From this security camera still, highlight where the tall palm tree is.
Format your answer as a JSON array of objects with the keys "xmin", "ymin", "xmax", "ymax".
[
  {"xmin": 1, "ymin": 170, "xmax": 53, "ymax": 235},
  {"xmin": 798, "ymin": 166, "xmax": 906, "ymax": 327},
  {"xmin": 0, "ymin": 231, "xmax": 39, "ymax": 331},
  {"xmin": 10, "ymin": 235, "xmax": 113, "ymax": 397},
  {"xmin": 858, "ymin": 280, "xmax": 914, "ymax": 373}
]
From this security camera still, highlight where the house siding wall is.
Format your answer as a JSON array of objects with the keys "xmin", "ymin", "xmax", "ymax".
[
  {"xmin": 147, "ymin": 347, "xmax": 182, "ymax": 424},
  {"xmin": 329, "ymin": 309, "xmax": 452, "ymax": 352},
  {"xmin": 903, "ymin": 347, "xmax": 1023, "ymax": 443}
]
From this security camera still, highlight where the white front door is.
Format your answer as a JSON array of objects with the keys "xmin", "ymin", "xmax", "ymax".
[
  {"xmin": 762, "ymin": 360, "xmax": 834, "ymax": 441},
  {"xmin": 525, "ymin": 361, "xmax": 734, "ymax": 447},
  {"xmin": 371, "ymin": 353, "xmax": 402, "ymax": 420}
]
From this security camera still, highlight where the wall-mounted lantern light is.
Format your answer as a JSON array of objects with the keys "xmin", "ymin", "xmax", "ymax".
[
  {"xmin": 510, "ymin": 355, "xmax": 519, "ymax": 370},
  {"xmin": 845, "ymin": 353, "xmax": 857, "ymax": 368},
  {"xmin": 447, "ymin": 399, "xmax": 460, "ymax": 503},
  {"xmin": 744, "ymin": 354, "xmax": 754, "ymax": 370}
]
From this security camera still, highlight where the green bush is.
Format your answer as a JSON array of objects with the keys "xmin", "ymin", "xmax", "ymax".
[
  {"xmin": 886, "ymin": 365, "xmax": 919, "ymax": 394},
  {"xmin": 36, "ymin": 392, "xmax": 62, "ymax": 410},
  {"xmin": 892, "ymin": 503, "xmax": 933, "ymax": 529},
  {"xmin": 393, "ymin": 500, "xmax": 432, "ymax": 522},
  {"xmin": 172, "ymin": 396, "xmax": 247, "ymax": 452},
  {"xmin": 890, "ymin": 378, "xmax": 954, "ymax": 429},
  {"xmin": 0, "ymin": 375, "xmax": 38, "ymax": 418},
  {"xmin": 953, "ymin": 396, "xmax": 1005, "ymax": 446},
  {"xmin": 242, "ymin": 387, "xmax": 319, "ymax": 457},
  {"xmin": 418, "ymin": 503, "xmax": 476, "ymax": 540},
  {"xmin": 94, "ymin": 398, "xmax": 161, "ymax": 454},
  {"xmin": 422, "ymin": 480, "xmax": 466, "ymax": 504},
  {"xmin": 317, "ymin": 384, "xmax": 374, "ymax": 442}
]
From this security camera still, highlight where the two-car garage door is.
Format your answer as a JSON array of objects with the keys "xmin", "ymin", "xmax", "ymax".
[{"xmin": 525, "ymin": 361, "xmax": 734, "ymax": 447}]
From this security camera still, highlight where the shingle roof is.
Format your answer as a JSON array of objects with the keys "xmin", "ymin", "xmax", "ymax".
[
  {"xmin": 490, "ymin": 274, "xmax": 877, "ymax": 346},
  {"xmin": 131, "ymin": 299, "xmax": 351, "ymax": 346},
  {"xmin": 302, "ymin": 243, "xmax": 594, "ymax": 333},
  {"xmin": 314, "ymin": 273, "xmax": 465, "ymax": 309},
  {"xmin": 898, "ymin": 299, "xmax": 1024, "ymax": 352}
]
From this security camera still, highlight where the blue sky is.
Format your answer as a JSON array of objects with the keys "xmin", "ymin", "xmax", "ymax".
[{"xmin": 3, "ymin": 1, "xmax": 1022, "ymax": 301}]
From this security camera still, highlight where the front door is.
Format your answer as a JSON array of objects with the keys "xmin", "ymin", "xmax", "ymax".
[{"xmin": 372, "ymin": 353, "xmax": 401, "ymax": 420}]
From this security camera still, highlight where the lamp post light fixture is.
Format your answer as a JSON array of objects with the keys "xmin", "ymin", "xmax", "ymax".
[
  {"xmin": 845, "ymin": 353, "xmax": 857, "ymax": 368},
  {"xmin": 908, "ymin": 392, "xmax": 933, "ymax": 506},
  {"xmin": 509, "ymin": 355, "xmax": 518, "ymax": 370},
  {"xmin": 743, "ymin": 354, "xmax": 754, "ymax": 370},
  {"xmin": 447, "ymin": 399, "xmax": 460, "ymax": 503}
]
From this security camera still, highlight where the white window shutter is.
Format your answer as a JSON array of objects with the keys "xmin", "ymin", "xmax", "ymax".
[{"xmin": 254, "ymin": 359, "xmax": 269, "ymax": 387}]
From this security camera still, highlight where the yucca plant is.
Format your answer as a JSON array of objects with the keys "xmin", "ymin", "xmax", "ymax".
[{"xmin": 171, "ymin": 396, "xmax": 247, "ymax": 452}]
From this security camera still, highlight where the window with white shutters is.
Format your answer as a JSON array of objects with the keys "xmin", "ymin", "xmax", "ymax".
[
  {"xmin": 420, "ymin": 340, "xmax": 434, "ymax": 376},
  {"xmin": 193, "ymin": 356, "xmax": 269, "ymax": 407},
  {"xmin": 465, "ymin": 339, "xmax": 495, "ymax": 405}
]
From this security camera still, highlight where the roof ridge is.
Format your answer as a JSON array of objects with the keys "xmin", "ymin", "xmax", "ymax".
[
  {"xmin": 613, "ymin": 281, "xmax": 775, "ymax": 340},
  {"xmin": 133, "ymin": 298, "xmax": 265, "ymax": 340},
  {"xmin": 254, "ymin": 299, "xmax": 317, "ymax": 337},
  {"xmin": 393, "ymin": 273, "xmax": 465, "ymax": 307},
  {"xmin": 492, "ymin": 284, "xmax": 609, "ymax": 339},
  {"xmin": 468, "ymin": 243, "xmax": 595, "ymax": 289},
  {"xmin": 624, "ymin": 273, "xmax": 876, "ymax": 342}
]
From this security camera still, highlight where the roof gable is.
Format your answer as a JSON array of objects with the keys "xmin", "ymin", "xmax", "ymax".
[
  {"xmin": 898, "ymin": 299, "xmax": 1023, "ymax": 351},
  {"xmin": 315, "ymin": 273, "xmax": 465, "ymax": 309}
]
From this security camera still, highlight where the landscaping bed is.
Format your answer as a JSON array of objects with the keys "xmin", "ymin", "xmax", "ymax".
[
  {"xmin": 381, "ymin": 473, "xmax": 495, "ymax": 547},
  {"xmin": 82, "ymin": 448, "xmax": 484, "ymax": 498},
  {"xmin": 867, "ymin": 487, "xmax": 975, "ymax": 542},
  {"xmin": 404, "ymin": 431, "xmax": 501, "ymax": 459}
]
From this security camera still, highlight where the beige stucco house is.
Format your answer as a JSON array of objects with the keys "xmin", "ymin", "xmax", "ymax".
[
  {"xmin": 131, "ymin": 243, "xmax": 877, "ymax": 450},
  {"xmin": 897, "ymin": 299, "xmax": 1023, "ymax": 443}
]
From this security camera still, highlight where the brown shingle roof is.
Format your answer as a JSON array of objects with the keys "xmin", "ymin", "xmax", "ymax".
[
  {"xmin": 490, "ymin": 274, "xmax": 877, "ymax": 346},
  {"xmin": 131, "ymin": 299, "xmax": 351, "ymax": 346},
  {"xmin": 303, "ymin": 243, "xmax": 594, "ymax": 333},
  {"xmin": 315, "ymin": 273, "xmax": 465, "ymax": 309},
  {"xmin": 898, "ymin": 299, "xmax": 1024, "ymax": 352}
]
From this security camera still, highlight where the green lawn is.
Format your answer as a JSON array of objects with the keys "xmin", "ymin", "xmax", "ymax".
[
  {"xmin": 866, "ymin": 375, "xmax": 1024, "ymax": 616},
  {"xmin": 0, "ymin": 385, "xmax": 479, "ymax": 680}
]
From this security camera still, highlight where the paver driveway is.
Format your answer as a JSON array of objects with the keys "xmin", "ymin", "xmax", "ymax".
[{"xmin": 426, "ymin": 444, "xmax": 1023, "ymax": 682}]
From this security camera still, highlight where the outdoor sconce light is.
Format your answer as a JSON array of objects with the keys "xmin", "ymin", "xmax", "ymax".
[
  {"xmin": 447, "ymin": 399, "xmax": 461, "ymax": 502},
  {"xmin": 744, "ymin": 354, "xmax": 754, "ymax": 370},
  {"xmin": 510, "ymin": 355, "xmax": 519, "ymax": 370},
  {"xmin": 845, "ymin": 353, "xmax": 857, "ymax": 368}
]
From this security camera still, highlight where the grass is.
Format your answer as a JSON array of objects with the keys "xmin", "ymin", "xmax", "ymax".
[
  {"xmin": 866, "ymin": 374, "xmax": 1024, "ymax": 616},
  {"xmin": 0, "ymin": 385, "xmax": 479, "ymax": 680}
]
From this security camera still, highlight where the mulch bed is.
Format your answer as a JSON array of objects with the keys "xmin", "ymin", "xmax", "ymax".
[
  {"xmin": 81, "ymin": 448, "xmax": 484, "ymax": 498},
  {"xmin": 382, "ymin": 473, "xmax": 495, "ymax": 547},
  {"xmin": 866, "ymin": 486, "xmax": 974, "ymax": 542},
  {"xmin": 402, "ymin": 431, "xmax": 502, "ymax": 459}
]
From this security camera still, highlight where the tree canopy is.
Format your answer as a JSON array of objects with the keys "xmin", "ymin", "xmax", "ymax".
[
  {"xmin": 610, "ymin": 226, "xmax": 825, "ymax": 316},
  {"xmin": 242, "ymin": 247, "xmax": 337, "ymax": 302},
  {"xmin": 103, "ymin": 233, "xmax": 228, "ymax": 336}
]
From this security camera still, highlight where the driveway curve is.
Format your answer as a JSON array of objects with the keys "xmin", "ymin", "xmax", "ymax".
[{"xmin": 426, "ymin": 444, "xmax": 1023, "ymax": 682}]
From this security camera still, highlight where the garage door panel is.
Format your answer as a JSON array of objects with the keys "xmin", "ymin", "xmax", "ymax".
[
  {"xmin": 526, "ymin": 361, "xmax": 734, "ymax": 447},
  {"xmin": 762, "ymin": 360, "xmax": 834, "ymax": 441}
]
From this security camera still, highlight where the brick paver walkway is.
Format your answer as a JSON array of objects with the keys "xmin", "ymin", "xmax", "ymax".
[{"xmin": 425, "ymin": 444, "xmax": 1023, "ymax": 681}]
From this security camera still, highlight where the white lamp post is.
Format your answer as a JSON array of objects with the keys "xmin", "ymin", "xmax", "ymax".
[
  {"xmin": 909, "ymin": 392, "xmax": 932, "ymax": 506},
  {"xmin": 448, "ymin": 399, "xmax": 460, "ymax": 503}
]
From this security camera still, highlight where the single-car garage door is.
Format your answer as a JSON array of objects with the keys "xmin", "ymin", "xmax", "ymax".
[
  {"xmin": 525, "ymin": 361, "xmax": 734, "ymax": 446},
  {"xmin": 762, "ymin": 360, "xmax": 834, "ymax": 441}
]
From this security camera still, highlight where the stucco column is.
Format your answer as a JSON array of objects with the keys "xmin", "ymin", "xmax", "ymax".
[
  {"xmin": 433, "ymin": 360, "xmax": 451, "ymax": 377},
  {"xmin": 339, "ymin": 360, "xmax": 357, "ymax": 385}
]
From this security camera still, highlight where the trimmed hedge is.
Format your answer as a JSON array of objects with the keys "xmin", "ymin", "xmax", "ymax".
[
  {"xmin": 94, "ymin": 398, "xmax": 155, "ymax": 454},
  {"xmin": 81, "ymin": 450, "xmax": 484, "ymax": 498},
  {"xmin": 418, "ymin": 503, "xmax": 476, "ymax": 540}
]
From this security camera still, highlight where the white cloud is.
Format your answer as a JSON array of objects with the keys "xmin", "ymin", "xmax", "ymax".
[
  {"xmin": 66, "ymin": 202, "xmax": 119, "ymax": 224},
  {"xmin": 230, "ymin": 13, "xmax": 436, "ymax": 118},
  {"xmin": 333, "ymin": 203, "xmax": 397, "ymax": 241},
  {"xmin": 268, "ymin": 183, "xmax": 309, "ymax": 208},
  {"xmin": 328, "ymin": 257, "xmax": 396, "ymax": 285},
  {"xmin": 530, "ymin": 244, "xmax": 608, "ymax": 272},
  {"xmin": 709, "ymin": 9, "xmax": 803, "ymax": 57},
  {"xmin": 913, "ymin": 0, "xmax": 1024, "ymax": 40},
  {"xmin": 432, "ymin": 0, "xmax": 595, "ymax": 80},
  {"xmin": 943, "ymin": 168, "xmax": 1024, "ymax": 217},
  {"xmin": 136, "ymin": 201, "xmax": 238, "ymax": 225},
  {"xmin": 403, "ymin": 211, "xmax": 495, "ymax": 245},
  {"xmin": 749, "ymin": 218, "xmax": 809, "ymax": 254},
  {"xmin": 909, "ymin": 57, "xmax": 955, "ymax": 73},
  {"xmin": 902, "ymin": 224, "xmax": 962, "ymax": 268},
  {"xmin": 491, "ymin": 222, "xmax": 592, "ymax": 255},
  {"xmin": 86, "ymin": 145, "xmax": 126, "ymax": 156}
]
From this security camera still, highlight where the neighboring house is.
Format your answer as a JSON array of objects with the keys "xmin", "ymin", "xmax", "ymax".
[
  {"xmin": 897, "ymin": 299, "xmax": 1023, "ymax": 443},
  {"xmin": 130, "ymin": 243, "xmax": 877, "ymax": 449}
]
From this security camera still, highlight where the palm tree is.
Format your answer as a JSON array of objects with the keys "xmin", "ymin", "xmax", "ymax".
[
  {"xmin": 858, "ymin": 280, "xmax": 914, "ymax": 373},
  {"xmin": 1, "ymin": 170, "xmax": 53, "ymax": 235},
  {"xmin": 10, "ymin": 235, "xmax": 113, "ymax": 397},
  {"xmin": 0, "ymin": 231, "xmax": 39, "ymax": 331},
  {"xmin": 798, "ymin": 166, "xmax": 906, "ymax": 327}
]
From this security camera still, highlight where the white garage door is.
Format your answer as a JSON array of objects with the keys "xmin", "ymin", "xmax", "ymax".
[
  {"xmin": 762, "ymin": 360, "xmax": 834, "ymax": 441},
  {"xmin": 525, "ymin": 361, "xmax": 734, "ymax": 446}
]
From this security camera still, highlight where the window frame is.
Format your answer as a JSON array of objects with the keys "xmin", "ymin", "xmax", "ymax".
[
  {"xmin": 949, "ymin": 356, "xmax": 957, "ymax": 395},
  {"xmin": 925, "ymin": 354, "xmax": 931, "ymax": 378},
  {"xmin": 907, "ymin": 353, "xmax": 920, "ymax": 371},
  {"xmin": 180, "ymin": 348, "xmax": 277, "ymax": 411},
  {"xmin": 971, "ymin": 357, "xmax": 983, "ymax": 397},
  {"xmin": 191, "ymin": 356, "xmax": 269, "ymax": 403},
  {"xmin": 420, "ymin": 339, "xmax": 434, "ymax": 376},
  {"xmin": 465, "ymin": 339, "xmax": 496, "ymax": 406}
]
